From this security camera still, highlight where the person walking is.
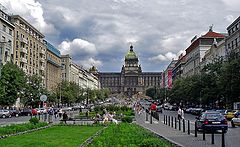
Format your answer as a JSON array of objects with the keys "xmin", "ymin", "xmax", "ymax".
[
  {"xmin": 177, "ymin": 107, "xmax": 182, "ymax": 120},
  {"xmin": 181, "ymin": 108, "xmax": 184, "ymax": 119}
]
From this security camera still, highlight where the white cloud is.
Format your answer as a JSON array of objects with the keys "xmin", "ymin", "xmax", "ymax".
[
  {"xmin": 58, "ymin": 38, "xmax": 97, "ymax": 56},
  {"xmin": 149, "ymin": 52, "xmax": 178, "ymax": 62},
  {"xmin": 224, "ymin": 15, "xmax": 235, "ymax": 23},
  {"xmin": 0, "ymin": 0, "xmax": 57, "ymax": 35},
  {"xmin": 79, "ymin": 57, "xmax": 102, "ymax": 69}
]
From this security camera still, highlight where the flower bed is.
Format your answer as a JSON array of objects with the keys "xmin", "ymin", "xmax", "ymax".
[{"xmin": 87, "ymin": 123, "xmax": 175, "ymax": 147}]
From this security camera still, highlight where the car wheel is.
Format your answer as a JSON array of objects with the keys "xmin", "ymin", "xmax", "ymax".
[
  {"xmin": 9, "ymin": 115, "xmax": 11, "ymax": 118},
  {"xmin": 231, "ymin": 121, "xmax": 235, "ymax": 128},
  {"xmin": 28, "ymin": 113, "xmax": 31, "ymax": 116},
  {"xmin": 16, "ymin": 114, "xmax": 19, "ymax": 117},
  {"xmin": 2, "ymin": 115, "xmax": 6, "ymax": 118}
]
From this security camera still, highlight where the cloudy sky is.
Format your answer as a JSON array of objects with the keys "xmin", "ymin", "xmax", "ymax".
[{"xmin": 0, "ymin": 0, "xmax": 239, "ymax": 72}]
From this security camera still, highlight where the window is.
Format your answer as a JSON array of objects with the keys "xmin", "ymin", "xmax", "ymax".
[
  {"xmin": 9, "ymin": 29, "xmax": 12, "ymax": 36},
  {"xmin": 3, "ymin": 25, "xmax": 6, "ymax": 32}
]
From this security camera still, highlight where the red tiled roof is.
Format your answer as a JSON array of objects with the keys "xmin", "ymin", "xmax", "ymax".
[
  {"xmin": 201, "ymin": 31, "xmax": 225, "ymax": 38},
  {"xmin": 185, "ymin": 38, "xmax": 200, "ymax": 54},
  {"xmin": 185, "ymin": 31, "xmax": 225, "ymax": 55}
]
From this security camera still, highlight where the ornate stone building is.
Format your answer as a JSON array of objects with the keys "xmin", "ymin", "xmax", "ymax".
[{"xmin": 96, "ymin": 45, "xmax": 162, "ymax": 97}]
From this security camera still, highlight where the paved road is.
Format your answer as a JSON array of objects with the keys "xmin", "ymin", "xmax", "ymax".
[
  {"xmin": 0, "ymin": 110, "xmax": 80, "ymax": 126},
  {"xmin": 161, "ymin": 110, "xmax": 240, "ymax": 147}
]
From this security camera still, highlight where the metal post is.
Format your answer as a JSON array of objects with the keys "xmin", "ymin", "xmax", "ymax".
[
  {"xmin": 171, "ymin": 116, "xmax": 173, "ymax": 127},
  {"xmin": 183, "ymin": 119, "xmax": 185, "ymax": 132},
  {"xmin": 146, "ymin": 110, "xmax": 148, "ymax": 122},
  {"xmin": 150, "ymin": 111, "xmax": 153, "ymax": 124},
  {"xmin": 222, "ymin": 128, "xmax": 225, "ymax": 147},
  {"xmin": 203, "ymin": 125, "xmax": 205, "ymax": 140},
  {"xmin": 168, "ymin": 116, "xmax": 170, "ymax": 126},
  {"xmin": 195, "ymin": 121, "xmax": 197, "ymax": 137},
  {"xmin": 211, "ymin": 127, "xmax": 214, "ymax": 144},
  {"xmin": 188, "ymin": 120, "xmax": 190, "ymax": 135},
  {"xmin": 179, "ymin": 119, "xmax": 181, "ymax": 130},
  {"xmin": 175, "ymin": 117, "xmax": 177, "ymax": 129},
  {"xmin": 159, "ymin": 113, "xmax": 161, "ymax": 122},
  {"xmin": 163, "ymin": 115, "xmax": 165, "ymax": 124},
  {"xmin": 166, "ymin": 115, "xmax": 168, "ymax": 125}
]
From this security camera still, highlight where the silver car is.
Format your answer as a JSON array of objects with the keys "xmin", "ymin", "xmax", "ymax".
[
  {"xmin": 231, "ymin": 111, "xmax": 240, "ymax": 127},
  {"xmin": 0, "ymin": 109, "xmax": 12, "ymax": 118}
]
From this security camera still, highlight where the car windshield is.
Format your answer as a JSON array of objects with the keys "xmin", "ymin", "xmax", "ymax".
[{"xmin": 204, "ymin": 113, "xmax": 224, "ymax": 119}]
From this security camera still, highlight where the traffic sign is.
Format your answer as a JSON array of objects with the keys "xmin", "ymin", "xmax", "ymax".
[{"xmin": 40, "ymin": 95, "xmax": 47, "ymax": 101}]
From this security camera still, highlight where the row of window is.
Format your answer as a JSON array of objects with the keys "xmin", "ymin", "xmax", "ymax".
[{"xmin": 228, "ymin": 22, "xmax": 239, "ymax": 35}]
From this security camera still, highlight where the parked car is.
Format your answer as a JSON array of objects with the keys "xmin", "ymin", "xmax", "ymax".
[
  {"xmin": 20, "ymin": 108, "xmax": 32, "ymax": 116},
  {"xmin": 9, "ymin": 109, "xmax": 20, "ymax": 117},
  {"xmin": 0, "ymin": 109, "xmax": 12, "ymax": 118},
  {"xmin": 224, "ymin": 110, "xmax": 238, "ymax": 120},
  {"xmin": 196, "ymin": 111, "xmax": 228, "ymax": 133},
  {"xmin": 192, "ymin": 108, "xmax": 204, "ymax": 116},
  {"xmin": 156, "ymin": 105, "xmax": 162, "ymax": 113},
  {"xmin": 231, "ymin": 111, "xmax": 240, "ymax": 127}
]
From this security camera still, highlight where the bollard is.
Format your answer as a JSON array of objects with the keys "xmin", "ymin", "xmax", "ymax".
[
  {"xmin": 171, "ymin": 116, "xmax": 173, "ymax": 127},
  {"xmin": 168, "ymin": 116, "xmax": 170, "ymax": 126},
  {"xmin": 222, "ymin": 128, "xmax": 225, "ymax": 147},
  {"xmin": 179, "ymin": 119, "xmax": 181, "ymax": 130},
  {"xmin": 38, "ymin": 114, "xmax": 40, "ymax": 120},
  {"xmin": 146, "ymin": 111, "xmax": 148, "ymax": 122},
  {"xmin": 195, "ymin": 121, "xmax": 197, "ymax": 137},
  {"xmin": 164, "ymin": 115, "xmax": 165, "ymax": 124},
  {"xmin": 157, "ymin": 112, "xmax": 160, "ymax": 121},
  {"xmin": 175, "ymin": 117, "xmax": 177, "ymax": 129},
  {"xmin": 183, "ymin": 119, "xmax": 185, "ymax": 132},
  {"xmin": 203, "ymin": 125, "xmax": 205, "ymax": 140},
  {"xmin": 150, "ymin": 111, "xmax": 153, "ymax": 124},
  {"xmin": 188, "ymin": 120, "xmax": 190, "ymax": 135},
  {"xmin": 211, "ymin": 127, "xmax": 214, "ymax": 144}
]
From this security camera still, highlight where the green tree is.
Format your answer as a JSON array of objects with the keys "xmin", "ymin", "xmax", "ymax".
[{"xmin": 0, "ymin": 62, "xmax": 27, "ymax": 107}]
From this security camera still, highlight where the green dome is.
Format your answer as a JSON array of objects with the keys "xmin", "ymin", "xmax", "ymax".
[{"xmin": 125, "ymin": 45, "xmax": 138, "ymax": 60}]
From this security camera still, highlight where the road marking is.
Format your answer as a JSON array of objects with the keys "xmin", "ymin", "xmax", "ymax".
[
  {"xmin": 153, "ymin": 121, "xmax": 158, "ymax": 124},
  {"xmin": 145, "ymin": 121, "xmax": 150, "ymax": 123}
]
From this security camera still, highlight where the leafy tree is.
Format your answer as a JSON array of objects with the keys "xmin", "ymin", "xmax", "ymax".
[{"xmin": 0, "ymin": 62, "xmax": 27, "ymax": 107}]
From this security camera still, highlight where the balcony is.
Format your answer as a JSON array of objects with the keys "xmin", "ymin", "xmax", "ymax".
[
  {"xmin": 20, "ymin": 48, "xmax": 28, "ymax": 54},
  {"xmin": 40, "ymin": 66, "xmax": 45, "ymax": 71},
  {"xmin": 39, "ymin": 49, "xmax": 45, "ymax": 55},
  {"xmin": 20, "ymin": 58, "xmax": 27, "ymax": 64},
  {"xmin": 19, "ymin": 37, "xmax": 28, "ymax": 45},
  {"xmin": 39, "ymin": 57, "xmax": 45, "ymax": 63},
  {"xmin": 22, "ymin": 67, "xmax": 27, "ymax": 73}
]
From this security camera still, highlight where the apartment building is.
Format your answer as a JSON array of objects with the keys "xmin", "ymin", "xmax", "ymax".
[
  {"xmin": 44, "ymin": 40, "xmax": 61, "ymax": 91},
  {"xmin": 11, "ymin": 15, "xmax": 46, "ymax": 86},
  {"xmin": 61, "ymin": 54, "xmax": 99, "ymax": 89},
  {"xmin": 183, "ymin": 28, "xmax": 225, "ymax": 77},
  {"xmin": 201, "ymin": 39, "xmax": 226, "ymax": 67},
  {"xmin": 0, "ymin": 9, "xmax": 14, "ymax": 74},
  {"xmin": 225, "ymin": 16, "xmax": 240, "ymax": 55},
  {"xmin": 172, "ymin": 54, "xmax": 186, "ymax": 81}
]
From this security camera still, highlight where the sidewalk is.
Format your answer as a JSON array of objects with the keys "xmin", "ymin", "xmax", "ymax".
[{"xmin": 135, "ymin": 111, "xmax": 220, "ymax": 147}]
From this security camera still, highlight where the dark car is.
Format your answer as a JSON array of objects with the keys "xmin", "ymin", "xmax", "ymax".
[
  {"xmin": 9, "ymin": 109, "xmax": 20, "ymax": 117},
  {"xmin": 196, "ymin": 111, "xmax": 228, "ymax": 133},
  {"xmin": 20, "ymin": 108, "xmax": 32, "ymax": 116}
]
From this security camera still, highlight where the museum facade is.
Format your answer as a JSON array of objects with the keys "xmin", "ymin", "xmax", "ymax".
[{"xmin": 91, "ymin": 45, "xmax": 162, "ymax": 97}]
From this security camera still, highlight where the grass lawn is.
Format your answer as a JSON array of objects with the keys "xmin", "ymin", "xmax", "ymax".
[{"xmin": 0, "ymin": 125, "xmax": 103, "ymax": 147}]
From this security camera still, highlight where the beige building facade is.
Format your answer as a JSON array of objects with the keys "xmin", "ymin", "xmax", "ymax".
[
  {"xmin": 11, "ymin": 15, "xmax": 46, "ymax": 86},
  {"xmin": 44, "ymin": 40, "xmax": 61, "ymax": 91},
  {"xmin": 61, "ymin": 54, "xmax": 99, "ymax": 89}
]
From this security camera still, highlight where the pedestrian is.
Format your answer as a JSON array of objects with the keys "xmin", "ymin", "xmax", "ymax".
[
  {"xmin": 58, "ymin": 108, "xmax": 63, "ymax": 118},
  {"xmin": 181, "ymin": 108, "xmax": 184, "ymax": 119},
  {"xmin": 62, "ymin": 111, "xmax": 68, "ymax": 124},
  {"xmin": 177, "ymin": 107, "xmax": 182, "ymax": 120}
]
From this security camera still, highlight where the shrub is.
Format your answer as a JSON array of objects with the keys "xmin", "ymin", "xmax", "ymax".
[
  {"xmin": 121, "ymin": 116, "xmax": 133, "ymax": 123},
  {"xmin": 140, "ymin": 138, "xmax": 166, "ymax": 147},
  {"xmin": 29, "ymin": 117, "xmax": 39, "ymax": 125}
]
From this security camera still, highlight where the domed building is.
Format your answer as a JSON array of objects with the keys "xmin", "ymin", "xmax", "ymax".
[{"xmin": 96, "ymin": 45, "xmax": 162, "ymax": 98}]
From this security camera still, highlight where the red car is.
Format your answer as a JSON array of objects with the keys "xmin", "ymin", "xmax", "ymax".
[{"xmin": 31, "ymin": 108, "xmax": 38, "ymax": 116}]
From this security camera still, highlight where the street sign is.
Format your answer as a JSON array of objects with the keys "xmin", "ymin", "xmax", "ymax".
[{"xmin": 40, "ymin": 95, "xmax": 47, "ymax": 101}]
